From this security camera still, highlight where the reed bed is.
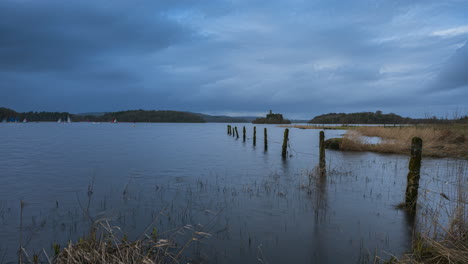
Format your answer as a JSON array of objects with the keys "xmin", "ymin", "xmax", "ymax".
[
  {"xmin": 19, "ymin": 218, "xmax": 210, "ymax": 264},
  {"xmin": 340, "ymin": 126, "xmax": 468, "ymax": 159},
  {"xmin": 389, "ymin": 161, "xmax": 468, "ymax": 264}
]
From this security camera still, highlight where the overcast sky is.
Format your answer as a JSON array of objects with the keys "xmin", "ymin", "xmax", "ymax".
[{"xmin": 1, "ymin": 0, "xmax": 467, "ymax": 118}]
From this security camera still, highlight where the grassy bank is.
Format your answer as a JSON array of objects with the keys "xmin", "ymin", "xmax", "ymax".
[
  {"xmin": 392, "ymin": 160, "xmax": 468, "ymax": 264},
  {"xmin": 19, "ymin": 220, "xmax": 210, "ymax": 264},
  {"xmin": 279, "ymin": 124, "xmax": 361, "ymax": 130},
  {"xmin": 340, "ymin": 125, "xmax": 468, "ymax": 159}
]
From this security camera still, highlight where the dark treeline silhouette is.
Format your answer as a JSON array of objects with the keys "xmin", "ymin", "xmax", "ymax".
[
  {"xmin": 99, "ymin": 110, "xmax": 205, "ymax": 123},
  {"xmin": 0, "ymin": 108, "xmax": 205, "ymax": 123},
  {"xmin": 308, "ymin": 111, "xmax": 468, "ymax": 124},
  {"xmin": 0, "ymin": 107, "xmax": 73, "ymax": 122}
]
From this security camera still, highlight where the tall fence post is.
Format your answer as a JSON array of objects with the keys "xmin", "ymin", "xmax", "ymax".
[
  {"xmin": 282, "ymin": 128, "xmax": 289, "ymax": 159},
  {"xmin": 264, "ymin": 127, "xmax": 268, "ymax": 151},
  {"xmin": 235, "ymin": 126, "xmax": 239, "ymax": 139},
  {"xmin": 227, "ymin": 125, "xmax": 230, "ymax": 135},
  {"xmin": 253, "ymin": 126, "xmax": 256, "ymax": 146},
  {"xmin": 319, "ymin": 131, "xmax": 326, "ymax": 176},
  {"xmin": 243, "ymin": 126, "xmax": 246, "ymax": 142},
  {"xmin": 405, "ymin": 137, "xmax": 423, "ymax": 214}
]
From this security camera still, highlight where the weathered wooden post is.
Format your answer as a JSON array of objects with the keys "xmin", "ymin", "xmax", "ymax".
[
  {"xmin": 253, "ymin": 126, "xmax": 256, "ymax": 146},
  {"xmin": 235, "ymin": 126, "xmax": 239, "ymax": 139},
  {"xmin": 282, "ymin": 128, "xmax": 289, "ymax": 158},
  {"xmin": 405, "ymin": 137, "xmax": 423, "ymax": 214},
  {"xmin": 228, "ymin": 125, "xmax": 231, "ymax": 135},
  {"xmin": 264, "ymin": 128, "xmax": 268, "ymax": 151},
  {"xmin": 243, "ymin": 126, "xmax": 246, "ymax": 142},
  {"xmin": 319, "ymin": 131, "xmax": 326, "ymax": 176}
]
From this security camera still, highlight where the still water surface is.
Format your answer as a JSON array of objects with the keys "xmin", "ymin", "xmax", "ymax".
[{"xmin": 0, "ymin": 123, "xmax": 465, "ymax": 263}]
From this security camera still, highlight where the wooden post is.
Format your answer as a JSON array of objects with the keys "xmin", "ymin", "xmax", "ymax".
[
  {"xmin": 319, "ymin": 131, "xmax": 326, "ymax": 176},
  {"xmin": 235, "ymin": 126, "xmax": 239, "ymax": 139},
  {"xmin": 253, "ymin": 126, "xmax": 256, "ymax": 146},
  {"xmin": 405, "ymin": 137, "xmax": 423, "ymax": 214},
  {"xmin": 243, "ymin": 126, "xmax": 246, "ymax": 142},
  {"xmin": 264, "ymin": 127, "xmax": 268, "ymax": 151},
  {"xmin": 282, "ymin": 128, "xmax": 289, "ymax": 158},
  {"xmin": 228, "ymin": 125, "xmax": 231, "ymax": 135}
]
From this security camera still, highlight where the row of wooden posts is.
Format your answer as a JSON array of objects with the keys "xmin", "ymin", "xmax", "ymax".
[
  {"xmin": 227, "ymin": 124, "xmax": 423, "ymax": 215},
  {"xmin": 227, "ymin": 125, "xmax": 326, "ymax": 170},
  {"xmin": 226, "ymin": 125, "xmax": 281, "ymax": 156}
]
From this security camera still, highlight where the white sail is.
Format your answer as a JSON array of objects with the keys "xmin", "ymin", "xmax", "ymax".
[
  {"xmin": 57, "ymin": 118, "xmax": 62, "ymax": 123},
  {"xmin": 66, "ymin": 116, "xmax": 71, "ymax": 123}
]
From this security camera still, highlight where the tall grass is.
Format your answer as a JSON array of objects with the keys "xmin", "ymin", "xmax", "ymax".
[
  {"xmin": 340, "ymin": 126, "xmax": 467, "ymax": 159},
  {"xmin": 392, "ymin": 162, "xmax": 468, "ymax": 264}
]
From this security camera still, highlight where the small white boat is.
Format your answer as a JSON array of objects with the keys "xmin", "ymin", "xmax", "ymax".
[
  {"xmin": 112, "ymin": 118, "xmax": 117, "ymax": 123},
  {"xmin": 57, "ymin": 118, "xmax": 62, "ymax": 123},
  {"xmin": 66, "ymin": 116, "xmax": 72, "ymax": 123},
  {"xmin": 22, "ymin": 118, "xmax": 28, "ymax": 123}
]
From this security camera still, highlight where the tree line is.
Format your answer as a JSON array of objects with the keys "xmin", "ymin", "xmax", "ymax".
[
  {"xmin": 308, "ymin": 111, "xmax": 468, "ymax": 124},
  {"xmin": 0, "ymin": 108, "xmax": 205, "ymax": 123}
]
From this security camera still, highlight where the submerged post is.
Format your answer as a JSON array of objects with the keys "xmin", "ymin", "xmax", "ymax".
[
  {"xmin": 243, "ymin": 126, "xmax": 246, "ymax": 142},
  {"xmin": 319, "ymin": 131, "xmax": 326, "ymax": 176},
  {"xmin": 228, "ymin": 125, "xmax": 231, "ymax": 135},
  {"xmin": 405, "ymin": 137, "xmax": 423, "ymax": 214},
  {"xmin": 235, "ymin": 126, "xmax": 239, "ymax": 139},
  {"xmin": 264, "ymin": 127, "xmax": 268, "ymax": 151},
  {"xmin": 253, "ymin": 126, "xmax": 257, "ymax": 146},
  {"xmin": 282, "ymin": 128, "xmax": 289, "ymax": 159}
]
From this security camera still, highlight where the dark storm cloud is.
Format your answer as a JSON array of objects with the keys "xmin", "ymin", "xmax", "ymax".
[
  {"xmin": 430, "ymin": 42, "xmax": 468, "ymax": 91},
  {"xmin": 1, "ymin": 0, "xmax": 467, "ymax": 118},
  {"xmin": 0, "ymin": 1, "xmax": 193, "ymax": 72}
]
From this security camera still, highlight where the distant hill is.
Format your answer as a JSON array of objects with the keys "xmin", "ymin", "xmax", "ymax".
[
  {"xmin": 308, "ymin": 111, "xmax": 410, "ymax": 124},
  {"xmin": 101, "ymin": 110, "xmax": 205, "ymax": 123},
  {"xmin": 194, "ymin": 113, "xmax": 248, "ymax": 123},
  {"xmin": 77, "ymin": 112, "xmax": 106, "ymax": 116},
  {"xmin": 252, "ymin": 110, "xmax": 291, "ymax": 124},
  {"xmin": 307, "ymin": 111, "xmax": 468, "ymax": 124},
  {"xmin": 0, "ymin": 107, "xmax": 73, "ymax": 122}
]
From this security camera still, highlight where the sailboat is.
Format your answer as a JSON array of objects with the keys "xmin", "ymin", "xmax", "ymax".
[
  {"xmin": 22, "ymin": 117, "xmax": 28, "ymax": 123},
  {"xmin": 112, "ymin": 118, "xmax": 117, "ymax": 123},
  {"xmin": 57, "ymin": 118, "xmax": 62, "ymax": 123},
  {"xmin": 66, "ymin": 116, "xmax": 72, "ymax": 123}
]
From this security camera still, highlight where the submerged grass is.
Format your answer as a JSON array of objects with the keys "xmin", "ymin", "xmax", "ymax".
[
  {"xmin": 20, "ymin": 220, "xmax": 210, "ymax": 264},
  {"xmin": 389, "ymin": 161, "xmax": 468, "ymax": 264},
  {"xmin": 340, "ymin": 125, "xmax": 468, "ymax": 159}
]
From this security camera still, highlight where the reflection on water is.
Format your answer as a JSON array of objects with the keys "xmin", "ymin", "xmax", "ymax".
[{"xmin": 0, "ymin": 123, "xmax": 466, "ymax": 263}]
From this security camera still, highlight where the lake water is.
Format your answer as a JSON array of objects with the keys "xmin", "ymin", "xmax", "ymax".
[{"xmin": 0, "ymin": 123, "xmax": 466, "ymax": 263}]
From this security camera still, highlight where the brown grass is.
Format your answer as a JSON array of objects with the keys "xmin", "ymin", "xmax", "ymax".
[
  {"xmin": 279, "ymin": 124, "xmax": 359, "ymax": 130},
  {"xmin": 340, "ymin": 125, "xmax": 468, "ymax": 159},
  {"xmin": 19, "ymin": 220, "xmax": 210, "ymax": 264},
  {"xmin": 387, "ymin": 160, "xmax": 468, "ymax": 264}
]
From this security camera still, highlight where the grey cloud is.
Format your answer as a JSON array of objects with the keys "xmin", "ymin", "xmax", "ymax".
[
  {"xmin": 0, "ymin": 1, "xmax": 194, "ymax": 72},
  {"xmin": 430, "ymin": 42, "xmax": 468, "ymax": 91},
  {"xmin": 0, "ymin": 0, "xmax": 467, "ymax": 118}
]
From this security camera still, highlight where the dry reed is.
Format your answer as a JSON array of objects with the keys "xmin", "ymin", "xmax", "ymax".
[
  {"xmin": 22, "ymin": 219, "xmax": 211, "ymax": 264},
  {"xmin": 340, "ymin": 126, "xmax": 467, "ymax": 159}
]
